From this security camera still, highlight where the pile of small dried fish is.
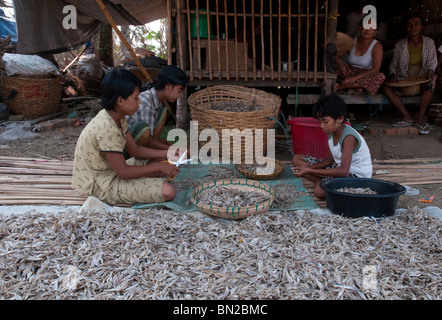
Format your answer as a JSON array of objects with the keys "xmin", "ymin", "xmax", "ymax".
[
  {"xmin": 337, "ymin": 187, "xmax": 379, "ymax": 195},
  {"xmin": 271, "ymin": 183, "xmax": 308, "ymax": 209},
  {"xmin": 207, "ymin": 166, "xmax": 241, "ymax": 180},
  {"xmin": 241, "ymin": 163, "xmax": 275, "ymax": 175},
  {"xmin": 209, "ymin": 101, "xmax": 258, "ymax": 112},
  {"xmin": 194, "ymin": 185, "xmax": 270, "ymax": 207},
  {"xmin": 0, "ymin": 207, "xmax": 440, "ymax": 299}
]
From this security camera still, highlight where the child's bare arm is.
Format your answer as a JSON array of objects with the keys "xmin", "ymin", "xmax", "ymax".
[
  {"xmin": 125, "ymin": 132, "xmax": 169, "ymax": 160},
  {"xmin": 105, "ymin": 151, "xmax": 179, "ymax": 179},
  {"xmin": 292, "ymin": 136, "xmax": 357, "ymax": 178}
]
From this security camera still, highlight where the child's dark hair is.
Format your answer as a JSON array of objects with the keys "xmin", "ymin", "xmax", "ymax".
[
  {"xmin": 101, "ymin": 68, "xmax": 142, "ymax": 110},
  {"xmin": 312, "ymin": 94, "xmax": 347, "ymax": 119},
  {"xmin": 152, "ymin": 65, "xmax": 188, "ymax": 90}
]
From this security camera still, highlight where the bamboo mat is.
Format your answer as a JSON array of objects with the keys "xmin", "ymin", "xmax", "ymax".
[{"xmin": 0, "ymin": 156, "xmax": 441, "ymax": 207}]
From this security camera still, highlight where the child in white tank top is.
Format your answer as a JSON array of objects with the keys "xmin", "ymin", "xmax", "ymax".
[{"xmin": 291, "ymin": 94, "xmax": 373, "ymax": 200}]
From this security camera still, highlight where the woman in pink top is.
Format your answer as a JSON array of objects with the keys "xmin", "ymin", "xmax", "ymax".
[{"xmin": 334, "ymin": 23, "xmax": 385, "ymax": 95}]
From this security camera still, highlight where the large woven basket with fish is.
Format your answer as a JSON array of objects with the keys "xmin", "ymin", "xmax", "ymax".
[
  {"xmin": 187, "ymin": 85, "xmax": 281, "ymax": 160},
  {"xmin": 190, "ymin": 179, "xmax": 274, "ymax": 219},
  {"xmin": 235, "ymin": 157, "xmax": 285, "ymax": 180}
]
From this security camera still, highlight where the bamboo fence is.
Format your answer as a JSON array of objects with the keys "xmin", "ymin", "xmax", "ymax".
[{"xmin": 178, "ymin": 0, "xmax": 331, "ymax": 83}]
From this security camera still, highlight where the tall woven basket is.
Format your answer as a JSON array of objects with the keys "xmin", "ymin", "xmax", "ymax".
[
  {"xmin": 188, "ymin": 85, "xmax": 281, "ymax": 160},
  {"xmin": 0, "ymin": 75, "xmax": 62, "ymax": 119}
]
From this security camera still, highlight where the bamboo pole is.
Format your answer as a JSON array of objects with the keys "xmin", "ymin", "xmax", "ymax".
[
  {"xmin": 305, "ymin": 0, "xmax": 310, "ymax": 82},
  {"xmin": 167, "ymin": 0, "xmax": 172, "ymax": 64},
  {"xmin": 234, "ymin": 0, "xmax": 239, "ymax": 81},
  {"xmin": 269, "ymin": 0, "xmax": 274, "ymax": 80},
  {"xmin": 296, "ymin": 0, "xmax": 300, "ymax": 82},
  {"xmin": 186, "ymin": 0, "xmax": 194, "ymax": 81},
  {"xmin": 207, "ymin": 0, "xmax": 213, "ymax": 80},
  {"xmin": 314, "ymin": 0, "xmax": 319, "ymax": 82},
  {"xmin": 278, "ymin": 0, "xmax": 281, "ymax": 81},
  {"xmin": 195, "ymin": 1, "xmax": 202, "ymax": 79},
  {"xmin": 216, "ymin": 0, "xmax": 221, "ymax": 79},
  {"xmin": 251, "ymin": 0, "xmax": 257, "ymax": 80},
  {"xmin": 243, "ymin": 0, "xmax": 248, "ymax": 81},
  {"xmin": 260, "ymin": 0, "xmax": 265, "ymax": 80},
  {"xmin": 324, "ymin": 0, "xmax": 328, "ymax": 81},
  {"xmin": 288, "ymin": 0, "xmax": 292, "ymax": 82},
  {"xmin": 95, "ymin": 0, "xmax": 177, "ymax": 121},
  {"xmin": 224, "ymin": 0, "xmax": 230, "ymax": 80}
]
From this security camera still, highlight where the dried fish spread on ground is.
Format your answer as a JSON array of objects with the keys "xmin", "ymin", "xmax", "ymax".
[
  {"xmin": 271, "ymin": 183, "xmax": 308, "ymax": 209},
  {"xmin": 0, "ymin": 207, "xmax": 440, "ymax": 299}
]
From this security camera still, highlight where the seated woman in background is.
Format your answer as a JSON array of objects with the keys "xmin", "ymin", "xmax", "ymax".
[
  {"xmin": 382, "ymin": 13, "xmax": 437, "ymax": 134},
  {"xmin": 334, "ymin": 22, "xmax": 385, "ymax": 95}
]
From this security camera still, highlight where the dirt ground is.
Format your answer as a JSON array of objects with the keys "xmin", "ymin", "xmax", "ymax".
[{"xmin": 0, "ymin": 111, "xmax": 441, "ymax": 211}]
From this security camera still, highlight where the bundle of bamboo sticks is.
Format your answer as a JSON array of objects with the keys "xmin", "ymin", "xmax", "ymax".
[
  {"xmin": 372, "ymin": 157, "xmax": 442, "ymax": 185},
  {"xmin": 0, "ymin": 156, "xmax": 87, "ymax": 205}
]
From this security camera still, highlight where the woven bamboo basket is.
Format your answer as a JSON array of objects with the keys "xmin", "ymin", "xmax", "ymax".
[
  {"xmin": 188, "ymin": 85, "xmax": 281, "ymax": 160},
  {"xmin": 0, "ymin": 75, "xmax": 62, "ymax": 119},
  {"xmin": 235, "ymin": 157, "xmax": 285, "ymax": 180},
  {"xmin": 190, "ymin": 179, "xmax": 274, "ymax": 220}
]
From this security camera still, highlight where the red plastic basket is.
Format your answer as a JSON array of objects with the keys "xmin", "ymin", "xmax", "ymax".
[{"xmin": 287, "ymin": 117, "xmax": 329, "ymax": 159}]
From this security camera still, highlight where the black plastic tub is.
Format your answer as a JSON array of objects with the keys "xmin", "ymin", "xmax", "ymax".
[{"xmin": 320, "ymin": 178, "xmax": 406, "ymax": 218}]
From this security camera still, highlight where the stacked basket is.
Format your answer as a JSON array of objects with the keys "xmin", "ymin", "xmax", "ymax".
[
  {"xmin": 0, "ymin": 75, "xmax": 62, "ymax": 119},
  {"xmin": 188, "ymin": 85, "xmax": 281, "ymax": 160}
]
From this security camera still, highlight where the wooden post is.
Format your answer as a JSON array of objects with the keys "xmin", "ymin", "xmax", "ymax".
[
  {"xmin": 95, "ymin": 0, "xmax": 177, "ymax": 121},
  {"xmin": 96, "ymin": 23, "xmax": 114, "ymax": 68},
  {"xmin": 175, "ymin": 0, "xmax": 190, "ymax": 130}
]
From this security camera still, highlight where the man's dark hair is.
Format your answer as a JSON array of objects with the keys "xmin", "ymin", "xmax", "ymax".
[
  {"xmin": 152, "ymin": 65, "xmax": 188, "ymax": 90},
  {"xmin": 312, "ymin": 94, "xmax": 347, "ymax": 119},
  {"xmin": 100, "ymin": 68, "xmax": 142, "ymax": 110}
]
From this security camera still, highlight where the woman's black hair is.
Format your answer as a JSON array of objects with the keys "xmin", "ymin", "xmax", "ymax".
[
  {"xmin": 152, "ymin": 65, "xmax": 188, "ymax": 90},
  {"xmin": 100, "ymin": 68, "xmax": 142, "ymax": 110},
  {"xmin": 406, "ymin": 13, "xmax": 424, "ymax": 26},
  {"xmin": 312, "ymin": 94, "xmax": 347, "ymax": 119}
]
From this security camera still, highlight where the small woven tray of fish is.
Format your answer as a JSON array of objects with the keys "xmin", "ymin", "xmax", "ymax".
[
  {"xmin": 235, "ymin": 158, "xmax": 285, "ymax": 180},
  {"xmin": 190, "ymin": 179, "xmax": 274, "ymax": 219}
]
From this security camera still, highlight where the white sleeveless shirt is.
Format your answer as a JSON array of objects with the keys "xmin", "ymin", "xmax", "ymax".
[
  {"xmin": 328, "ymin": 125, "xmax": 372, "ymax": 178},
  {"xmin": 348, "ymin": 38, "xmax": 378, "ymax": 70}
]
